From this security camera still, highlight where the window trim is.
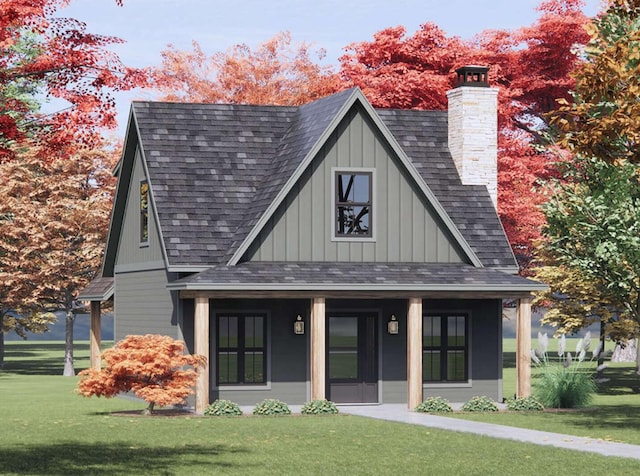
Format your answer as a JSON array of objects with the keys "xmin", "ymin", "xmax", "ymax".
[
  {"xmin": 214, "ymin": 311, "xmax": 271, "ymax": 390},
  {"xmin": 331, "ymin": 167, "xmax": 376, "ymax": 242},
  {"xmin": 422, "ymin": 312, "xmax": 470, "ymax": 384},
  {"xmin": 139, "ymin": 179, "xmax": 149, "ymax": 247}
]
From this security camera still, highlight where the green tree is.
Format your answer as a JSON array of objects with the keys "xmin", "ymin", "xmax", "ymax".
[{"xmin": 536, "ymin": 156, "xmax": 640, "ymax": 343}]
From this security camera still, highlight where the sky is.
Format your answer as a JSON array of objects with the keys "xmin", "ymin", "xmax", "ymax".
[{"xmin": 58, "ymin": 0, "xmax": 603, "ymax": 136}]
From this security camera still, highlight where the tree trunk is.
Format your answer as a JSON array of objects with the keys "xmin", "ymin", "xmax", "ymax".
[
  {"xmin": 636, "ymin": 337, "xmax": 640, "ymax": 375},
  {"xmin": 63, "ymin": 310, "xmax": 75, "ymax": 377},
  {"xmin": 0, "ymin": 329, "xmax": 4, "ymax": 370}
]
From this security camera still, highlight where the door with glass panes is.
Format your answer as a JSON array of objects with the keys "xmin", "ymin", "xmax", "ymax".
[{"xmin": 326, "ymin": 313, "xmax": 378, "ymax": 403}]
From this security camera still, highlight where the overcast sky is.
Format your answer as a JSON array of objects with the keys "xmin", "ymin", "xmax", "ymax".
[{"xmin": 58, "ymin": 0, "xmax": 603, "ymax": 136}]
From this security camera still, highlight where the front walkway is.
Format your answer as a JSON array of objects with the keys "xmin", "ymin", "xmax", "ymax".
[{"xmin": 339, "ymin": 404, "xmax": 640, "ymax": 460}]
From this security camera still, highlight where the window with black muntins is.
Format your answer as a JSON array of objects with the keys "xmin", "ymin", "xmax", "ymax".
[{"xmin": 217, "ymin": 314, "xmax": 266, "ymax": 385}]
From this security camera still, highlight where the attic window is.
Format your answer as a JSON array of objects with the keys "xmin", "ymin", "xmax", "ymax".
[
  {"xmin": 334, "ymin": 170, "xmax": 373, "ymax": 238},
  {"xmin": 140, "ymin": 180, "xmax": 149, "ymax": 245}
]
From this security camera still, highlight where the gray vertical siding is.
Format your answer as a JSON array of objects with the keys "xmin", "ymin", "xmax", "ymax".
[
  {"xmin": 114, "ymin": 147, "xmax": 164, "ymax": 269},
  {"xmin": 114, "ymin": 269, "xmax": 178, "ymax": 341},
  {"xmin": 246, "ymin": 106, "xmax": 466, "ymax": 264}
]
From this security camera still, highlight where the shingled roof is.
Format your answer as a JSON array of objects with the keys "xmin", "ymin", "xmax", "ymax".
[{"xmin": 124, "ymin": 88, "xmax": 518, "ymax": 275}]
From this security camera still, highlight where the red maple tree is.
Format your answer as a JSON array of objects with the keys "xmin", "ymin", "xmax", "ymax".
[
  {"xmin": 77, "ymin": 334, "xmax": 207, "ymax": 415},
  {"xmin": 0, "ymin": 0, "xmax": 147, "ymax": 162},
  {"xmin": 340, "ymin": 0, "xmax": 591, "ymax": 270}
]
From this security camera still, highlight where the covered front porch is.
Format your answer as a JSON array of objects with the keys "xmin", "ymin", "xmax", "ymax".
[{"xmin": 181, "ymin": 289, "xmax": 534, "ymax": 414}]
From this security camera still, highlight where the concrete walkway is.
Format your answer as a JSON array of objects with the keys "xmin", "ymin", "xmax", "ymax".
[{"xmin": 339, "ymin": 404, "xmax": 640, "ymax": 460}]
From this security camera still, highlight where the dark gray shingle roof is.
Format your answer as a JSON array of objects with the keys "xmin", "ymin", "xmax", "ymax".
[
  {"xmin": 131, "ymin": 89, "xmax": 517, "ymax": 271},
  {"xmin": 168, "ymin": 262, "xmax": 542, "ymax": 292}
]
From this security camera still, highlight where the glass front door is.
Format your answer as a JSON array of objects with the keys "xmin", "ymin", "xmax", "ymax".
[{"xmin": 327, "ymin": 314, "xmax": 378, "ymax": 403}]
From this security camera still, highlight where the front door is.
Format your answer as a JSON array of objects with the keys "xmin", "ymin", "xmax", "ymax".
[{"xmin": 327, "ymin": 313, "xmax": 378, "ymax": 403}]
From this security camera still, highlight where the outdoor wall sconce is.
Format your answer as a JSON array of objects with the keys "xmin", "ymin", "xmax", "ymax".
[
  {"xmin": 294, "ymin": 315, "xmax": 305, "ymax": 335},
  {"xmin": 388, "ymin": 315, "xmax": 399, "ymax": 335}
]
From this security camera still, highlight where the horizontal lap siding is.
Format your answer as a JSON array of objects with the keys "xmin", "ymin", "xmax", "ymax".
[
  {"xmin": 114, "ymin": 269, "xmax": 177, "ymax": 341},
  {"xmin": 246, "ymin": 107, "xmax": 465, "ymax": 263}
]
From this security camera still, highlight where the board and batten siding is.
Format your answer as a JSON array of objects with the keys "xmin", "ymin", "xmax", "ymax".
[
  {"xmin": 114, "ymin": 269, "xmax": 178, "ymax": 341},
  {"xmin": 114, "ymin": 147, "xmax": 165, "ymax": 270},
  {"xmin": 245, "ymin": 106, "xmax": 466, "ymax": 263}
]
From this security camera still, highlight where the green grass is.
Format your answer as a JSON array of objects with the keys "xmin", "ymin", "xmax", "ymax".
[
  {"xmin": 452, "ymin": 338, "xmax": 640, "ymax": 446},
  {"xmin": 2, "ymin": 340, "xmax": 640, "ymax": 475}
]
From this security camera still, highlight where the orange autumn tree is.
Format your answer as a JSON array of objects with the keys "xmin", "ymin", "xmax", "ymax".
[
  {"xmin": 152, "ymin": 31, "xmax": 340, "ymax": 105},
  {"xmin": 77, "ymin": 334, "xmax": 207, "ymax": 415},
  {"xmin": 0, "ymin": 142, "xmax": 117, "ymax": 373}
]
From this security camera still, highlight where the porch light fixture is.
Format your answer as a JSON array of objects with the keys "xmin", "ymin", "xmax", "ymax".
[
  {"xmin": 388, "ymin": 315, "xmax": 399, "ymax": 335},
  {"xmin": 294, "ymin": 315, "xmax": 305, "ymax": 335}
]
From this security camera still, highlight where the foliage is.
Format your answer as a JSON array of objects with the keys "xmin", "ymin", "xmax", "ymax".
[
  {"xmin": 76, "ymin": 334, "xmax": 207, "ymax": 415},
  {"xmin": 415, "ymin": 396, "xmax": 453, "ymax": 413},
  {"xmin": 152, "ymin": 32, "xmax": 340, "ymax": 106},
  {"xmin": 252, "ymin": 399, "xmax": 291, "ymax": 416},
  {"xmin": 532, "ymin": 332, "xmax": 599, "ymax": 408},
  {"xmin": 339, "ymin": 0, "xmax": 592, "ymax": 270},
  {"xmin": 535, "ymin": 156, "xmax": 640, "ymax": 341},
  {"xmin": 0, "ymin": 143, "xmax": 117, "ymax": 372},
  {"xmin": 461, "ymin": 396, "xmax": 499, "ymax": 412},
  {"xmin": 204, "ymin": 399, "xmax": 243, "ymax": 417},
  {"xmin": 506, "ymin": 396, "xmax": 545, "ymax": 412},
  {"xmin": 0, "ymin": 0, "xmax": 148, "ymax": 161},
  {"xmin": 301, "ymin": 399, "xmax": 339, "ymax": 415},
  {"xmin": 551, "ymin": 0, "xmax": 640, "ymax": 164}
]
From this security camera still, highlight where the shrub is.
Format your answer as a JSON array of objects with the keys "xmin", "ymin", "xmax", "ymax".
[
  {"xmin": 506, "ymin": 396, "xmax": 544, "ymax": 412},
  {"xmin": 532, "ymin": 332, "xmax": 598, "ymax": 409},
  {"xmin": 301, "ymin": 399, "xmax": 339, "ymax": 415},
  {"xmin": 461, "ymin": 396, "xmax": 499, "ymax": 412},
  {"xmin": 204, "ymin": 399, "xmax": 243, "ymax": 416},
  {"xmin": 415, "ymin": 396, "xmax": 453, "ymax": 413},
  {"xmin": 76, "ymin": 334, "xmax": 206, "ymax": 415},
  {"xmin": 535, "ymin": 364, "xmax": 596, "ymax": 408},
  {"xmin": 253, "ymin": 399, "xmax": 291, "ymax": 416}
]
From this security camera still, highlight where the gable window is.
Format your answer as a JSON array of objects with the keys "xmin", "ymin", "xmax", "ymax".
[
  {"xmin": 334, "ymin": 170, "xmax": 372, "ymax": 238},
  {"xmin": 217, "ymin": 314, "xmax": 267, "ymax": 385},
  {"xmin": 140, "ymin": 180, "xmax": 149, "ymax": 245},
  {"xmin": 423, "ymin": 314, "xmax": 468, "ymax": 382}
]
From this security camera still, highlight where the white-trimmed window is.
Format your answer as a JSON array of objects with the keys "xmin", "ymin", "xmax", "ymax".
[{"xmin": 333, "ymin": 169, "xmax": 373, "ymax": 239}]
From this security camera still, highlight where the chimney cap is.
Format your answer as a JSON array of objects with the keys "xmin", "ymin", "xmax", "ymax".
[{"xmin": 455, "ymin": 65, "xmax": 490, "ymax": 88}]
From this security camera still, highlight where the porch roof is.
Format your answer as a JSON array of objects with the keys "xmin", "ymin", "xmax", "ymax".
[
  {"xmin": 168, "ymin": 262, "xmax": 545, "ymax": 297},
  {"xmin": 77, "ymin": 276, "xmax": 114, "ymax": 301}
]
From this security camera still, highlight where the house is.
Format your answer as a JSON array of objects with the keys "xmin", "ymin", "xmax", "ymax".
[{"xmin": 80, "ymin": 66, "xmax": 545, "ymax": 414}]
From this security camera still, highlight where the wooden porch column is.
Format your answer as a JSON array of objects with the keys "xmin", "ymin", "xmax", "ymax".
[
  {"xmin": 407, "ymin": 298, "xmax": 423, "ymax": 409},
  {"xmin": 194, "ymin": 295, "xmax": 210, "ymax": 414},
  {"xmin": 310, "ymin": 297, "xmax": 326, "ymax": 401},
  {"xmin": 89, "ymin": 301, "xmax": 101, "ymax": 370},
  {"xmin": 516, "ymin": 296, "xmax": 532, "ymax": 397}
]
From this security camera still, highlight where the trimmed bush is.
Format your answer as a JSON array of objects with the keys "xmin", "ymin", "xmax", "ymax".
[
  {"xmin": 415, "ymin": 396, "xmax": 453, "ymax": 413},
  {"xmin": 461, "ymin": 396, "xmax": 499, "ymax": 412},
  {"xmin": 204, "ymin": 399, "xmax": 243, "ymax": 416},
  {"xmin": 301, "ymin": 399, "xmax": 339, "ymax": 415},
  {"xmin": 252, "ymin": 399, "xmax": 291, "ymax": 416},
  {"xmin": 506, "ymin": 396, "xmax": 544, "ymax": 412}
]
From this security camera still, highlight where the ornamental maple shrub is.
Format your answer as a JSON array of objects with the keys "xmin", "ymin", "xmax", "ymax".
[{"xmin": 77, "ymin": 334, "xmax": 206, "ymax": 414}]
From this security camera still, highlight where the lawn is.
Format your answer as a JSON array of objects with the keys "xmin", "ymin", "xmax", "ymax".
[
  {"xmin": 452, "ymin": 338, "xmax": 640, "ymax": 446},
  {"xmin": 2, "ymin": 340, "xmax": 640, "ymax": 475}
]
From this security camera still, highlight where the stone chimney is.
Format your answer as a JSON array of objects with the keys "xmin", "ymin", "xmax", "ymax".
[{"xmin": 446, "ymin": 65, "xmax": 498, "ymax": 209}]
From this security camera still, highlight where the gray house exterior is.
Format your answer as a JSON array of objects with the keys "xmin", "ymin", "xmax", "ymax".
[{"xmin": 81, "ymin": 67, "xmax": 545, "ymax": 413}]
